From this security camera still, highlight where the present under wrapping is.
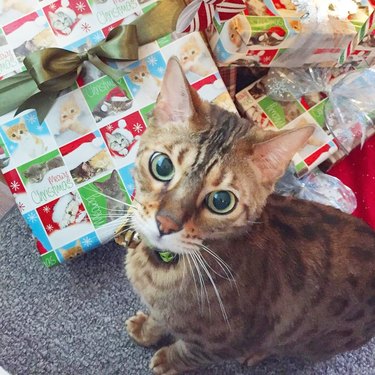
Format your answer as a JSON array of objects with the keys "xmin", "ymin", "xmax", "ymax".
[
  {"xmin": 0, "ymin": 1, "xmax": 237, "ymax": 266},
  {"xmin": 206, "ymin": 0, "xmax": 375, "ymax": 68},
  {"xmin": 235, "ymin": 66, "xmax": 375, "ymax": 177}
]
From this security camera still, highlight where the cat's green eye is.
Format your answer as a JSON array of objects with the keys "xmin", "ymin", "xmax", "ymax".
[
  {"xmin": 205, "ymin": 191, "xmax": 237, "ymax": 215},
  {"xmin": 149, "ymin": 153, "xmax": 175, "ymax": 182}
]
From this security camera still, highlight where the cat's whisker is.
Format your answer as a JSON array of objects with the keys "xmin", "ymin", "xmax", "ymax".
[
  {"xmin": 190, "ymin": 252, "xmax": 207, "ymax": 311},
  {"xmin": 84, "ymin": 185, "xmax": 137, "ymax": 209},
  {"xmin": 193, "ymin": 250, "xmax": 231, "ymax": 329},
  {"xmin": 197, "ymin": 248, "xmax": 234, "ymax": 282},
  {"xmin": 179, "ymin": 255, "xmax": 187, "ymax": 292},
  {"xmin": 182, "ymin": 239, "xmax": 235, "ymax": 286},
  {"xmin": 185, "ymin": 254, "xmax": 202, "ymax": 312},
  {"xmin": 132, "ymin": 197, "xmax": 145, "ymax": 209},
  {"xmin": 193, "ymin": 243, "xmax": 236, "ymax": 285},
  {"xmin": 191, "ymin": 251, "xmax": 211, "ymax": 317}
]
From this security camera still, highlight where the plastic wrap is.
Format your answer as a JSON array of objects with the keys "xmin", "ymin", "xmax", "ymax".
[
  {"xmin": 263, "ymin": 67, "xmax": 375, "ymax": 153},
  {"xmin": 276, "ymin": 167, "xmax": 357, "ymax": 214}
]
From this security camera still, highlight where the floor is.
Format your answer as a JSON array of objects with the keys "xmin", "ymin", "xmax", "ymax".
[{"xmin": 0, "ymin": 181, "xmax": 13, "ymax": 220}]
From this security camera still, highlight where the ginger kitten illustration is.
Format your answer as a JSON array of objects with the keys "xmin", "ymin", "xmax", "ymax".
[
  {"xmin": 59, "ymin": 98, "xmax": 89, "ymax": 135},
  {"xmin": 179, "ymin": 37, "xmax": 211, "ymax": 77},
  {"xmin": 128, "ymin": 64, "xmax": 161, "ymax": 101},
  {"xmin": 5, "ymin": 121, "xmax": 47, "ymax": 158},
  {"xmin": 123, "ymin": 58, "xmax": 375, "ymax": 374}
]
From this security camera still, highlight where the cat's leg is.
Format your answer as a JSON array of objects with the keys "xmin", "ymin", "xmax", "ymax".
[
  {"xmin": 126, "ymin": 311, "xmax": 167, "ymax": 347},
  {"xmin": 237, "ymin": 351, "xmax": 269, "ymax": 366},
  {"xmin": 150, "ymin": 340, "xmax": 215, "ymax": 375}
]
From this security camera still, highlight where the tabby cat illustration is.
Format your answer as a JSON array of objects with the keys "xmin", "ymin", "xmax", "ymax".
[
  {"xmin": 92, "ymin": 91, "xmax": 132, "ymax": 123},
  {"xmin": 5, "ymin": 121, "xmax": 47, "ymax": 158},
  {"xmin": 106, "ymin": 130, "xmax": 139, "ymax": 156},
  {"xmin": 59, "ymin": 97, "xmax": 89, "ymax": 135},
  {"xmin": 124, "ymin": 58, "xmax": 375, "ymax": 374},
  {"xmin": 128, "ymin": 64, "xmax": 161, "ymax": 101},
  {"xmin": 93, "ymin": 170, "xmax": 127, "ymax": 223},
  {"xmin": 71, "ymin": 150, "xmax": 113, "ymax": 184},
  {"xmin": 24, "ymin": 156, "xmax": 64, "ymax": 184},
  {"xmin": 48, "ymin": 0, "xmax": 80, "ymax": 35},
  {"xmin": 60, "ymin": 241, "xmax": 83, "ymax": 261},
  {"xmin": 179, "ymin": 37, "xmax": 211, "ymax": 77}
]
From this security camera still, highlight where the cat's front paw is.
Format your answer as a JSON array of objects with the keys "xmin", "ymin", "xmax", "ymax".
[
  {"xmin": 126, "ymin": 311, "xmax": 160, "ymax": 347},
  {"xmin": 150, "ymin": 347, "xmax": 178, "ymax": 375}
]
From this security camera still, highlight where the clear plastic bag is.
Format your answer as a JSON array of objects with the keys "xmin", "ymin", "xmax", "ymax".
[
  {"xmin": 275, "ymin": 166, "xmax": 357, "ymax": 214},
  {"xmin": 263, "ymin": 67, "xmax": 375, "ymax": 154}
]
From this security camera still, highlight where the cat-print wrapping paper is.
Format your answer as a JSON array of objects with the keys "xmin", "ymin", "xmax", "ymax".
[
  {"xmin": 207, "ymin": 0, "xmax": 375, "ymax": 68},
  {"xmin": 0, "ymin": 0, "xmax": 237, "ymax": 266},
  {"xmin": 236, "ymin": 77, "xmax": 338, "ymax": 177}
]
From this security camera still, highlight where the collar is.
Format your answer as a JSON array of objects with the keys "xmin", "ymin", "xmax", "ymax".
[
  {"xmin": 154, "ymin": 249, "xmax": 179, "ymax": 264},
  {"xmin": 115, "ymin": 225, "xmax": 179, "ymax": 264}
]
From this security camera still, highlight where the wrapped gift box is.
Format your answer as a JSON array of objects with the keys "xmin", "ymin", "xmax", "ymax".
[
  {"xmin": 206, "ymin": 0, "xmax": 375, "ymax": 68},
  {"xmin": 236, "ymin": 64, "xmax": 375, "ymax": 176},
  {"xmin": 236, "ymin": 79, "xmax": 338, "ymax": 177},
  {"xmin": 0, "ymin": 0, "xmax": 237, "ymax": 266}
]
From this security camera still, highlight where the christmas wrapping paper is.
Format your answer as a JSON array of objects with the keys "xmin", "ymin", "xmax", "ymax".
[
  {"xmin": 235, "ymin": 74, "xmax": 339, "ymax": 177},
  {"xmin": 206, "ymin": 0, "xmax": 375, "ymax": 68},
  {"xmin": 236, "ymin": 65, "xmax": 375, "ymax": 177},
  {"xmin": 0, "ymin": 0, "xmax": 236, "ymax": 266}
]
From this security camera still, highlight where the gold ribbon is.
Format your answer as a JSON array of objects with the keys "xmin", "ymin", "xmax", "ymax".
[{"xmin": 0, "ymin": 0, "xmax": 185, "ymax": 123}]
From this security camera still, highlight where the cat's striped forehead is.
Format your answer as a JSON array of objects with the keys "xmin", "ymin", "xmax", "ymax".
[
  {"xmin": 190, "ymin": 106, "xmax": 249, "ymax": 176},
  {"xmin": 138, "ymin": 105, "xmax": 249, "ymax": 180}
]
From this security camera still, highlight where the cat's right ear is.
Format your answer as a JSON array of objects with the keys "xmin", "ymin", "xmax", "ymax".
[
  {"xmin": 153, "ymin": 57, "xmax": 196, "ymax": 124},
  {"xmin": 251, "ymin": 126, "xmax": 314, "ymax": 185}
]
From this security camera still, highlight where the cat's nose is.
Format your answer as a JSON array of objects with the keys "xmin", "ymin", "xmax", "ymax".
[{"xmin": 156, "ymin": 213, "xmax": 181, "ymax": 236}]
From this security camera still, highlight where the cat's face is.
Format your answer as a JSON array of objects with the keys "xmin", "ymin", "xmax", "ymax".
[
  {"xmin": 5, "ymin": 122, "xmax": 28, "ymax": 142},
  {"xmin": 128, "ymin": 65, "xmax": 150, "ymax": 84},
  {"xmin": 228, "ymin": 17, "xmax": 244, "ymax": 48},
  {"xmin": 94, "ymin": 170, "xmax": 122, "ymax": 196},
  {"xmin": 24, "ymin": 164, "xmax": 47, "ymax": 183},
  {"xmin": 107, "ymin": 132, "xmax": 132, "ymax": 152},
  {"xmin": 49, "ymin": 11, "xmax": 74, "ymax": 33},
  {"xmin": 60, "ymin": 99, "xmax": 80, "ymax": 124},
  {"xmin": 180, "ymin": 38, "xmax": 201, "ymax": 67},
  {"xmin": 62, "ymin": 242, "xmax": 83, "ymax": 260},
  {"xmin": 131, "ymin": 58, "xmax": 313, "ymax": 255}
]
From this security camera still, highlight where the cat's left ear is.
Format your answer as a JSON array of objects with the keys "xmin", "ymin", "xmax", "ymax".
[
  {"xmin": 251, "ymin": 127, "xmax": 314, "ymax": 184},
  {"xmin": 153, "ymin": 57, "xmax": 197, "ymax": 124}
]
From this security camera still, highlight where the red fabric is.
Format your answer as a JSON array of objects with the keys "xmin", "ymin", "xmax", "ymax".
[{"xmin": 328, "ymin": 136, "xmax": 375, "ymax": 229}]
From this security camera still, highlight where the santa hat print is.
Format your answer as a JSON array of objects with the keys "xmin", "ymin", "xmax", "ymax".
[
  {"xmin": 114, "ymin": 119, "xmax": 139, "ymax": 141},
  {"xmin": 56, "ymin": 0, "xmax": 79, "ymax": 21},
  {"xmin": 51, "ymin": 193, "xmax": 87, "ymax": 229},
  {"xmin": 63, "ymin": 137, "xmax": 103, "ymax": 170},
  {"xmin": 101, "ymin": 87, "xmax": 131, "ymax": 112},
  {"xmin": 268, "ymin": 26, "xmax": 286, "ymax": 40}
]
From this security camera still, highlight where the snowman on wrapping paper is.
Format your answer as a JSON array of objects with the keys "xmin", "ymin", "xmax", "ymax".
[
  {"xmin": 48, "ymin": 0, "xmax": 82, "ymax": 36},
  {"xmin": 106, "ymin": 119, "xmax": 140, "ymax": 157},
  {"xmin": 52, "ymin": 193, "xmax": 87, "ymax": 229}
]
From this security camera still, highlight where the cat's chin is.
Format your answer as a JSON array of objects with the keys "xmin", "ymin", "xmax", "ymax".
[{"xmin": 139, "ymin": 232, "xmax": 188, "ymax": 255}]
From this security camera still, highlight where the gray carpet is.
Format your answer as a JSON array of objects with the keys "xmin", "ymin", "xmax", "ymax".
[{"xmin": 0, "ymin": 207, "xmax": 374, "ymax": 375}]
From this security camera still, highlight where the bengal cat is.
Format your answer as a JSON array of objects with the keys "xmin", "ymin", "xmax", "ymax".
[{"xmin": 123, "ymin": 57, "xmax": 375, "ymax": 374}]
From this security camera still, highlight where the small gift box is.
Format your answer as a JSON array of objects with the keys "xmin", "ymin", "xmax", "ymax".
[
  {"xmin": 0, "ymin": 0, "xmax": 236, "ymax": 266},
  {"xmin": 205, "ymin": 0, "xmax": 375, "ymax": 68},
  {"xmin": 236, "ymin": 78, "xmax": 338, "ymax": 177},
  {"xmin": 236, "ymin": 65, "xmax": 375, "ymax": 176}
]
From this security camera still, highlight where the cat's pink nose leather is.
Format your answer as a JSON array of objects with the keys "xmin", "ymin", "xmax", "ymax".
[{"xmin": 156, "ymin": 215, "xmax": 180, "ymax": 236}]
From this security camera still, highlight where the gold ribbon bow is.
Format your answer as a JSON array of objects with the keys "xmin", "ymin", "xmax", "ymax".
[{"xmin": 0, "ymin": 0, "xmax": 185, "ymax": 123}]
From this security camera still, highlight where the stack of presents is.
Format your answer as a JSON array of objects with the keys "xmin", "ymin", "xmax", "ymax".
[{"xmin": 0, "ymin": 0, "xmax": 374, "ymax": 266}]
